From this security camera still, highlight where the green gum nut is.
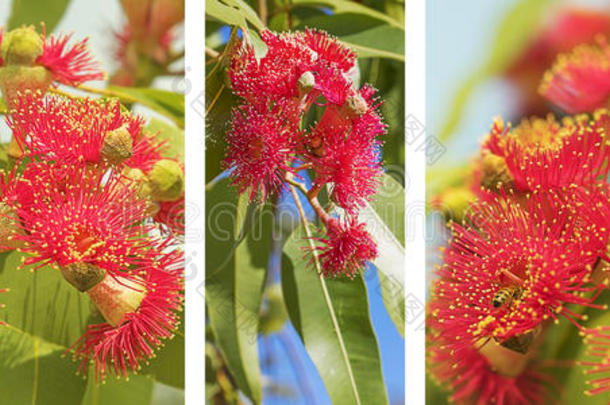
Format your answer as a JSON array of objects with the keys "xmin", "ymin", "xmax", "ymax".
[
  {"xmin": 1, "ymin": 26, "xmax": 44, "ymax": 66},
  {"xmin": 148, "ymin": 159, "xmax": 184, "ymax": 202}
]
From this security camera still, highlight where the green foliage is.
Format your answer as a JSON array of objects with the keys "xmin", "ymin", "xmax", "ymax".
[
  {"xmin": 205, "ymin": 177, "xmax": 272, "ymax": 403},
  {"xmin": 296, "ymin": 13, "xmax": 404, "ymax": 61},
  {"xmin": 7, "ymin": 0, "xmax": 70, "ymax": 32},
  {"xmin": 106, "ymin": 86, "xmax": 185, "ymax": 128},
  {"xmin": 282, "ymin": 227, "xmax": 389, "ymax": 405},
  {"xmin": 146, "ymin": 118, "xmax": 185, "ymax": 163},
  {"xmin": 81, "ymin": 374, "xmax": 154, "ymax": 405},
  {"xmin": 206, "ymin": 0, "xmax": 264, "ymax": 30},
  {"xmin": 363, "ymin": 173, "xmax": 405, "ymax": 336}
]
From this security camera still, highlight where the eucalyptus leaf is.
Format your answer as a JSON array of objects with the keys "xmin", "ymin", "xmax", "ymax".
[
  {"xmin": 145, "ymin": 118, "xmax": 185, "ymax": 163},
  {"xmin": 107, "ymin": 86, "xmax": 185, "ymax": 128},
  {"xmin": 0, "ymin": 251, "xmax": 92, "ymax": 348},
  {"xmin": 205, "ymin": 177, "xmax": 271, "ymax": 403},
  {"xmin": 8, "ymin": 0, "xmax": 70, "ymax": 32},
  {"xmin": 81, "ymin": 373, "xmax": 155, "ymax": 405},
  {"xmin": 362, "ymin": 173, "xmax": 405, "ymax": 335},
  {"xmin": 296, "ymin": 13, "xmax": 404, "ymax": 61},
  {"xmin": 282, "ymin": 226, "xmax": 388, "ymax": 405},
  {"xmin": 292, "ymin": 0, "xmax": 402, "ymax": 29},
  {"xmin": 0, "ymin": 326, "xmax": 87, "ymax": 405},
  {"xmin": 205, "ymin": 0, "xmax": 264, "ymax": 30}
]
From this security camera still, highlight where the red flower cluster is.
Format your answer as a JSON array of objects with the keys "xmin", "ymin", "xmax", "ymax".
[
  {"xmin": 226, "ymin": 29, "xmax": 385, "ymax": 277},
  {"xmin": 0, "ymin": 28, "xmax": 184, "ymax": 381},
  {"xmin": 430, "ymin": 17, "xmax": 610, "ymax": 403}
]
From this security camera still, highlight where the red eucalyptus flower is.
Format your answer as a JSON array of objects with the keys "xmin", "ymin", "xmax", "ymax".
[
  {"xmin": 3, "ymin": 163, "xmax": 154, "ymax": 284},
  {"xmin": 313, "ymin": 216, "xmax": 378, "ymax": 278},
  {"xmin": 125, "ymin": 128, "xmax": 167, "ymax": 173},
  {"xmin": 229, "ymin": 28, "xmax": 355, "ymax": 106},
  {"xmin": 540, "ymin": 35, "xmax": 610, "ymax": 114},
  {"xmin": 481, "ymin": 110, "xmax": 610, "ymax": 192},
  {"xmin": 224, "ymin": 99, "xmax": 302, "ymax": 202},
  {"xmin": 581, "ymin": 326, "xmax": 610, "ymax": 396},
  {"xmin": 430, "ymin": 190, "xmax": 606, "ymax": 349},
  {"xmin": 69, "ymin": 248, "xmax": 183, "ymax": 381},
  {"xmin": 37, "ymin": 29, "xmax": 104, "ymax": 86},
  {"xmin": 8, "ymin": 92, "xmax": 145, "ymax": 167}
]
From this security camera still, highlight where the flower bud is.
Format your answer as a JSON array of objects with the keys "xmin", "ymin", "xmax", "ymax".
[
  {"xmin": 101, "ymin": 125, "xmax": 133, "ymax": 165},
  {"xmin": 122, "ymin": 167, "xmax": 160, "ymax": 216},
  {"xmin": 0, "ymin": 67, "xmax": 53, "ymax": 110},
  {"xmin": 87, "ymin": 274, "xmax": 146, "ymax": 327},
  {"xmin": 60, "ymin": 262, "xmax": 107, "ymax": 292},
  {"xmin": 148, "ymin": 159, "xmax": 184, "ymax": 202},
  {"xmin": 1, "ymin": 26, "xmax": 44, "ymax": 66},
  {"xmin": 297, "ymin": 71, "xmax": 315, "ymax": 95}
]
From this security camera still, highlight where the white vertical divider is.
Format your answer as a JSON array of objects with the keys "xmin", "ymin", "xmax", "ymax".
[
  {"xmin": 185, "ymin": 0, "xmax": 205, "ymax": 403},
  {"xmin": 405, "ymin": 0, "xmax": 426, "ymax": 404}
]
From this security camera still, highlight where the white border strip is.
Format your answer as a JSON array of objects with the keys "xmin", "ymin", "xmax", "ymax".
[
  {"xmin": 185, "ymin": 0, "xmax": 205, "ymax": 403},
  {"xmin": 405, "ymin": 0, "xmax": 426, "ymax": 403}
]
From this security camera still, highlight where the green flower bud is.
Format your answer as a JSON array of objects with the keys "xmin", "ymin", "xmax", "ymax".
[
  {"xmin": 148, "ymin": 159, "xmax": 184, "ymax": 202},
  {"xmin": 1, "ymin": 26, "xmax": 44, "ymax": 66},
  {"xmin": 122, "ymin": 167, "xmax": 160, "ymax": 216}
]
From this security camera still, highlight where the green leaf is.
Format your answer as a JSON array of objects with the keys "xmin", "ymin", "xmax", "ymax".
[
  {"xmin": 145, "ymin": 118, "xmax": 185, "ymax": 163},
  {"xmin": 296, "ymin": 13, "xmax": 404, "ymax": 61},
  {"xmin": 205, "ymin": 177, "xmax": 270, "ymax": 403},
  {"xmin": 205, "ymin": 44, "xmax": 235, "ymax": 183},
  {"xmin": 292, "ymin": 0, "xmax": 402, "ymax": 29},
  {"xmin": 0, "ymin": 325, "xmax": 87, "ymax": 404},
  {"xmin": 107, "ymin": 86, "xmax": 185, "ymax": 128},
  {"xmin": 0, "ymin": 251, "xmax": 92, "ymax": 348},
  {"xmin": 82, "ymin": 374, "xmax": 154, "ymax": 405},
  {"xmin": 438, "ymin": 0, "xmax": 551, "ymax": 141},
  {"xmin": 141, "ymin": 314, "xmax": 184, "ymax": 389},
  {"xmin": 8, "ymin": 0, "xmax": 70, "ymax": 32},
  {"xmin": 362, "ymin": 173, "xmax": 405, "ymax": 335},
  {"xmin": 205, "ymin": 0, "xmax": 264, "ymax": 30},
  {"xmin": 282, "ymin": 226, "xmax": 388, "ymax": 405}
]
